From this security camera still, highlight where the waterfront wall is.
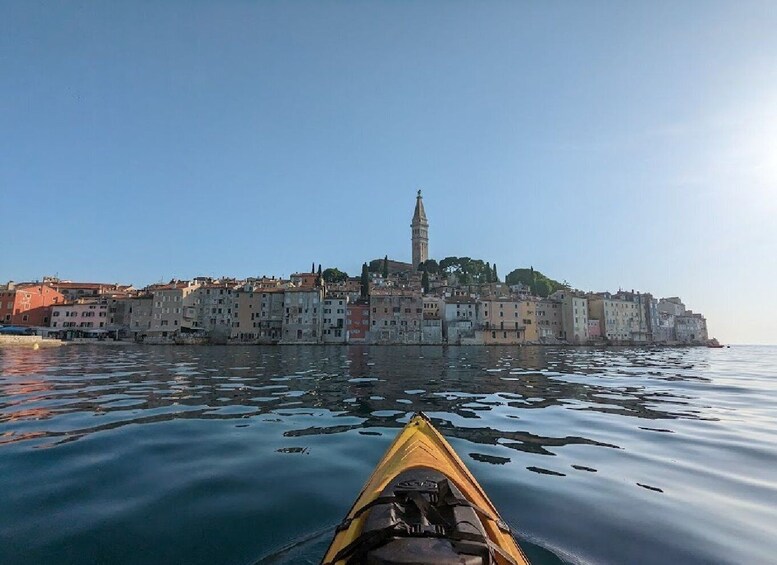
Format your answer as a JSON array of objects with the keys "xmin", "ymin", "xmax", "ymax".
[{"xmin": 0, "ymin": 335, "xmax": 64, "ymax": 347}]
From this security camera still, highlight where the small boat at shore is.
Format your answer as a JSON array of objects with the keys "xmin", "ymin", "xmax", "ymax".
[{"xmin": 322, "ymin": 413, "xmax": 529, "ymax": 564}]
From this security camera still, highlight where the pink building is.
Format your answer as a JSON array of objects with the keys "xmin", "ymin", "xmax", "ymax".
[{"xmin": 588, "ymin": 319, "xmax": 602, "ymax": 339}]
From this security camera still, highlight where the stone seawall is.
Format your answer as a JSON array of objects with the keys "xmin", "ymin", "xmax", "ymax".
[{"xmin": 0, "ymin": 335, "xmax": 65, "ymax": 348}]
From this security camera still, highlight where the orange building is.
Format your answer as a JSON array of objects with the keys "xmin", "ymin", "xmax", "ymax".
[{"xmin": 0, "ymin": 284, "xmax": 65, "ymax": 326}]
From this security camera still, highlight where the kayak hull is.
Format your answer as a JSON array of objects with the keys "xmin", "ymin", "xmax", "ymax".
[{"xmin": 322, "ymin": 413, "xmax": 529, "ymax": 564}]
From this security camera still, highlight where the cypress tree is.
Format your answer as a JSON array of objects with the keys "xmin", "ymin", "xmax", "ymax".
[
  {"xmin": 422, "ymin": 270, "xmax": 430, "ymax": 294},
  {"xmin": 493, "ymin": 263, "xmax": 498, "ymax": 282},
  {"xmin": 360, "ymin": 263, "xmax": 369, "ymax": 298},
  {"xmin": 382, "ymin": 255, "xmax": 389, "ymax": 278}
]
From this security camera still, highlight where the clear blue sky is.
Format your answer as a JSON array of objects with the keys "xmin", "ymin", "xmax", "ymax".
[{"xmin": 2, "ymin": 2, "xmax": 776, "ymax": 344}]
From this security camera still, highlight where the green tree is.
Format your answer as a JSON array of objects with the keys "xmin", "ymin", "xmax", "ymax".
[
  {"xmin": 493, "ymin": 263, "xmax": 498, "ymax": 282},
  {"xmin": 360, "ymin": 263, "xmax": 369, "ymax": 298},
  {"xmin": 382, "ymin": 255, "xmax": 389, "ymax": 278},
  {"xmin": 322, "ymin": 268, "xmax": 348, "ymax": 284},
  {"xmin": 421, "ymin": 270, "xmax": 430, "ymax": 293},
  {"xmin": 439, "ymin": 256, "xmax": 458, "ymax": 274},
  {"xmin": 421, "ymin": 259, "xmax": 440, "ymax": 274},
  {"xmin": 505, "ymin": 267, "xmax": 566, "ymax": 298}
]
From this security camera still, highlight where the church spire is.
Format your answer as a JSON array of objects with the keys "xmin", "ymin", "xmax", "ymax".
[
  {"xmin": 411, "ymin": 190, "xmax": 429, "ymax": 269},
  {"xmin": 412, "ymin": 189, "xmax": 427, "ymax": 223}
]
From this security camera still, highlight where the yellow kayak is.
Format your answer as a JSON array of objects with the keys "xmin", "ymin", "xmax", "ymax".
[{"xmin": 322, "ymin": 413, "xmax": 530, "ymax": 565}]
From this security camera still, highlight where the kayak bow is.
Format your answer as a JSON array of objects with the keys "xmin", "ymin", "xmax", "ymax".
[{"xmin": 322, "ymin": 413, "xmax": 530, "ymax": 564}]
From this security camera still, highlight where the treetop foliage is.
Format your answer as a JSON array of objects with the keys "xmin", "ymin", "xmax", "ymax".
[
  {"xmin": 505, "ymin": 267, "xmax": 568, "ymax": 297},
  {"xmin": 322, "ymin": 268, "xmax": 348, "ymax": 284}
]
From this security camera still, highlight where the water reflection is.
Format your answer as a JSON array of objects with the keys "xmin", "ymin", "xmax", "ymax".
[
  {"xmin": 0, "ymin": 345, "xmax": 713, "ymax": 452},
  {"xmin": 2, "ymin": 344, "xmax": 776, "ymax": 565}
]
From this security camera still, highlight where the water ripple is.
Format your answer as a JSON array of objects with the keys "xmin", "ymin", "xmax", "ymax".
[{"xmin": 1, "ymin": 344, "xmax": 776, "ymax": 565}]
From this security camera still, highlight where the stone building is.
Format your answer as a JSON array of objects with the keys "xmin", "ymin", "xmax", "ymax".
[
  {"xmin": 231, "ymin": 289, "xmax": 262, "ymax": 342},
  {"xmin": 281, "ymin": 288, "xmax": 323, "ymax": 343},
  {"xmin": 536, "ymin": 298, "xmax": 563, "ymax": 341},
  {"xmin": 369, "ymin": 290, "xmax": 423, "ymax": 344},
  {"xmin": 614, "ymin": 291, "xmax": 650, "ymax": 343},
  {"xmin": 551, "ymin": 290, "xmax": 589, "ymax": 344},
  {"xmin": 127, "ymin": 295, "xmax": 153, "ymax": 340},
  {"xmin": 192, "ymin": 283, "xmax": 236, "ymax": 341},
  {"xmin": 254, "ymin": 290, "xmax": 285, "ymax": 343},
  {"xmin": 322, "ymin": 296, "xmax": 348, "ymax": 343},
  {"xmin": 675, "ymin": 312, "xmax": 708, "ymax": 344},
  {"xmin": 443, "ymin": 296, "xmax": 477, "ymax": 344},
  {"xmin": 519, "ymin": 299, "xmax": 538, "ymax": 343},
  {"xmin": 147, "ymin": 281, "xmax": 200, "ymax": 339},
  {"xmin": 346, "ymin": 301, "xmax": 370, "ymax": 343},
  {"xmin": 587, "ymin": 292, "xmax": 645, "ymax": 343}
]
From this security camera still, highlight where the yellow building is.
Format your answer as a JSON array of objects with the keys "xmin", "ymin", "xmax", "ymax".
[
  {"xmin": 519, "ymin": 299, "xmax": 538, "ymax": 343},
  {"xmin": 477, "ymin": 298, "xmax": 524, "ymax": 344}
]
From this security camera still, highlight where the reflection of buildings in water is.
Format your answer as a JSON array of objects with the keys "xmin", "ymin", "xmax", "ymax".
[
  {"xmin": 289, "ymin": 346, "xmax": 701, "ymax": 449},
  {"xmin": 0, "ymin": 347, "xmax": 58, "ymax": 377},
  {"xmin": 346, "ymin": 345, "xmax": 370, "ymax": 378},
  {"xmin": 0, "ymin": 345, "xmax": 705, "ymax": 451},
  {"xmin": 0, "ymin": 349, "xmax": 57, "ymax": 426},
  {"xmin": 0, "ymin": 354, "xmax": 58, "ymax": 434}
]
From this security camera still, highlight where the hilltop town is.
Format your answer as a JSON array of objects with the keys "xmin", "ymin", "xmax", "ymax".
[{"xmin": 1, "ymin": 192, "xmax": 709, "ymax": 346}]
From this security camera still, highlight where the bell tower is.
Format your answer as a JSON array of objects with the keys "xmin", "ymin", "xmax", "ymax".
[{"xmin": 411, "ymin": 190, "xmax": 429, "ymax": 269}]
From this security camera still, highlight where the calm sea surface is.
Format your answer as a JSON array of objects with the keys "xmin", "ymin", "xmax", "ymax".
[{"xmin": 1, "ymin": 345, "xmax": 775, "ymax": 564}]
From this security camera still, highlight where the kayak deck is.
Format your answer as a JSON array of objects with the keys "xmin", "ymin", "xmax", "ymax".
[{"xmin": 322, "ymin": 413, "xmax": 529, "ymax": 564}]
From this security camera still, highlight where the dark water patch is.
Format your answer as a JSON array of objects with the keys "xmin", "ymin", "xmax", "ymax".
[
  {"xmin": 276, "ymin": 447, "xmax": 309, "ymax": 454},
  {"xmin": 571, "ymin": 465, "xmax": 597, "ymax": 472},
  {"xmin": 526, "ymin": 466, "xmax": 566, "ymax": 477},
  {"xmin": 470, "ymin": 453, "xmax": 511, "ymax": 465},
  {"xmin": 637, "ymin": 483, "xmax": 664, "ymax": 493}
]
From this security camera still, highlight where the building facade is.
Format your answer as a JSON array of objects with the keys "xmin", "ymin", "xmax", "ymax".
[
  {"xmin": 369, "ymin": 290, "xmax": 423, "ymax": 344},
  {"xmin": 127, "ymin": 296, "xmax": 153, "ymax": 340},
  {"xmin": 477, "ymin": 298, "xmax": 524, "ymax": 344},
  {"xmin": 519, "ymin": 299, "xmax": 538, "ymax": 343},
  {"xmin": 551, "ymin": 291, "xmax": 589, "ymax": 344},
  {"xmin": 50, "ymin": 300, "xmax": 110, "ymax": 329},
  {"xmin": 0, "ymin": 284, "xmax": 65, "ymax": 326},
  {"xmin": 281, "ymin": 288, "xmax": 323, "ymax": 343},
  {"xmin": 322, "ymin": 296, "xmax": 348, "ymax": 343},
  {"xmin": 147, "ymin": 281, "xmax": 200, "ymax": 338},
  {"xmin": 346, "ymin": 301, "xmax": 370, "ymax": 343},
  {"xmin": 536, "ymin": 298, "xmax": 563, "ymax": 341}
]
